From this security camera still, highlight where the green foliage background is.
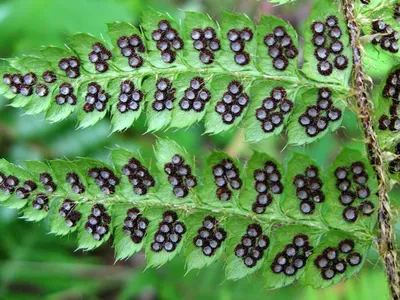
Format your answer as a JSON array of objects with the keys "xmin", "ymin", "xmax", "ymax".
[{"xmin": 0, "ymin": 0, "xmax": 396, "ymax": 299}]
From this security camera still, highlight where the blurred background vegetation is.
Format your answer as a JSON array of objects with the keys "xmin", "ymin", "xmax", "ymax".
[{"xmin": 0, "ymin": 0, "xmax": 397, "ymax": 299}]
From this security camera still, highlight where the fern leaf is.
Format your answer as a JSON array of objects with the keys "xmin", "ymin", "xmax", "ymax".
[
  {"xmin": 0, "ymin": 141, "xmax": 376, "ymax": 288},
  {"xmin": 0, "ymin": 4, "xmax": 353, "ymax": 145}
]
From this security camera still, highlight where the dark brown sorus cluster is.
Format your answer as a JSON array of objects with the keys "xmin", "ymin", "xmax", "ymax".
[
  {"xmin": 371, "ymin": 20, "xmax": 399, "ymax": 53},
  {"xmin": 152, "ymin": 78, "xmax": 176, "ymax": 112},
  {"xmin": 190, "ymin": 27, "xmax": 221, "ymax": 64},
  {"xmin": 66, "ymin": 173, "xmax": 85, "ymax": 194},
  {"xmin": 263, "ymin": 26, "xmax": 298, "ymax": 71},
  {"xmin": 179, "ymin": 77, "xmax": 211, "ymax": 112},
  {"xmin": 252, "ymin": 161, "xmax": 283, "ymax": 214},
  {"xmin": 55, "ymin": 83, "xmax": 77, "ymax": 106},
  {"xmin": 88, "ymin": 167, "xmax": 120, "ymax": 195},
  {"xmin": 212, "ymin": 158, "xmax": 242, "ymax": 201},
  {"xmin": 0, "ymin": 172, "xmax": 19, "ymax": 195},
  {"xmin": 39, "ymin": 173, "xmax": 57, "ymax": 193},
  {"xmin": 310, "ymin": 16, "xmax": 348, "ymax": 75},
  {"xmin": 164, "ymin": 154, "xmax": 197, "ymax": 198},
  {"xmin": 123, "ymin": 208, "xmax": 149, "ymax": 243},
  {"xmin": 36, "ymin": 71, "xmax": 57, "ymax": 97},
  {"xmin": 58, "ymin": 56, "xmax": 81, "ymax": 79},
  {"xmin": 298, "ymin": 88, "xmax": 342, "ymax": 137},
  {"xmin": 227, "ymin": 27, "xmax": 253, "ymax": 65},
  {"xmin": 314, "ymin": 239, "xmax": 362, "ymax": 280},
  {"xmin": 3, "ymin": 72, "xmax": 37, "ymax": 96},
  {"xmin": 117, "ymin": 80, "xmax": 144, "ymax": 113},
  {"xmin": 379, "ymin": 70, "xmax": 400, "ymax": 132},
  {"xmin": 334, "ymin": 161, "xmax": 374, "ymax": 223},
  {"xmin": 389, "ymin": 143, "xmax": 400, "ymax": 174},
  {"xmin": 88, "ymin": 42, "xmax": 112, "ymax": 72},
  {"xmin": 256, "ymin": 87, "xmax": 293, "ymax": 133},
  {"xmin": 58, "ymin": 199, "xmax": 82, "ymax": 228},
  {"xmin": 293, "ymin": 165, "xmax": 325, "ymax": 215},
  {"xmin": 215, "ymin": 80, "xmax": 249, "ymax": 124},
  {"xmin": 3, "ymin": 71, "xmax": 56, "ymax": 98},
  {"xmin": 395, "ymin": 4, "xmax": 400, "ymax": 22},
  {"xmin": 270, "ymin": 234, "xmax": 313, "ymax": 276},
  {"xmin": 32, "ymin": 193, "xmax": 49, "ymax": 211},
  {"xmin": 85, "ymin": 204, "xmax": 112, "ymax": 241},
  {"xmin": 151, "ymin": 211, "xmax": 186, "ymax": 252},
  {"xmin": 193, "ymin": 216, "xmax": 227, "ymax": 257},
  {"xmin": 83, "ymin": 82, "xmax": 110, "ymax": 113},
  {"xmin": 122, "ymin": 157, "xmax": 155, "ymax": 195},
  {"xmin": 234, "ymin": 224, "xmax": 270, "ymax": 268},
  {"xmin": 117, "ymin": 34, "xmax": 145, "ymax": 68},
  {"xmin": 15, "ymin": 180, "xmax": 37, "ymax": 199},
  {"xmin": 152, "ymin": 20, "xmax": 184, "ymax": 63}
]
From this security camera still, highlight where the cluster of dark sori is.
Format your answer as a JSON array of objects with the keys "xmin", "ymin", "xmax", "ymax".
[
  {"xmin": 88, "ymin": 42, "xmax": 112, "ymax": 73},
  {"xmin": 117, "ymin": 34, "xmax": 145, "ymax": 68},
  {"xmin": 293, "ymin": 165, "xmax": 325, "ymax": 215},
  {"xmin": 298, "ymin": 88, "xmax": 342, "ymax": 137},
  {"xmin": 39, "ymin": 173, "xmax": 57, "ymax": 193},
  {"xmin": 215, "ymin": 81, "xmax": 249, "ymax": 124},
  {"xmin": 234, "ymin": 224, "xmax": 270, "ymax": 268},
  {"xmin": 256, "ymin": 87, "xmax": 293, "ymax": 133},
  {"xmin": 212, "ymin": 159, "xmax": 242, "ymax": 201},
  {"xmin": 88, "ymin": 167, "xmax": 120, "ymax": 195},
  {"xmin": 193, "ymin": 216, "xmax": 227, "ymax": 257},
  {"xmin": 152, "ymin": 78, "xmax": 176, "ymax": 112},
  {"xmin": 314, "ymin": 239, "xmax": 362, "ymax": 280},
  {"xmin": 58, "ymin": 199, "xmax": 82, "ymax": 228},
  {"xmin": 84, "ymin": 204, "xmax": 112, "ymax": 241},
  {"xmin": 263, "ymin": 26, "xmax": 298, "ymax": 71},
  {"xmin": 227, "ymin": 27, "xmax": 253, "ymax": 65},
  {"xmin": 122, "ymin": 157, "xmax": 155, "ymax": 195},
  {"xmin": 15, "ymin": 180, "xmax": 37, "ymax": 199},
  {"xmin": 270, "ymin": 234, "xmax": 314, "ymax": 276},
  {"xmin": 394, "ymin": 4, "xmax": 400, "ymax": 22},
  {"xmin": 0, "ymin": 172, "xmax": 20, "ymax": 195},
  {"xmin": 389, "ymin": 143, "xmax": 400, "ymax": 174},
  {"xmin": 190, "ymin": 27, "xmax": 221, "ymax": 64},
  {"xmin": 164, "ymin": 154, "xmax": 197, "ymax": 198},
  {"xmin": 3, "ymin": 72, "xmax": 38, "ymax": 96},
  {"xmin": 32, "ymin": 193, "xmax": 49, "ymax": 211},
  {"xmin": 66, "ymin": 173, "xmax": 85, "ymax": 194},
  {"xmin": 58, "ymin": 56, "xmax": 81, "ymax": 79},
  {"xmin": 122, "ymin": 208, "xmax": 149, "ymax": 243},
  {"xmin": 379, "ymin": 70, "xmax": 400, "ymax": 132},
  {"xmin": 371, "ymin": 20, "xmax": 399, "ymax": 53},
  {"xmin": 55, "ymin": 83, "xmax": 77, "ymax": 106},
  {"xmin": 83, "ymin": 82, "xmax": 110, "ymax": 113},
  {"xmin": 252, "ymin": 161, "xmax": 283, "ymax": 214},
  {"xmin": 151, "ymin": 211, "xmax": 186, "ymax": 253},
  {"xmin": 117, "ymin": 80, "xmax": 144, "ymax": 113},
  {"xmin": 311, "ymin": 16, "xmax": 348, "ymax": 75},
  {"xmin": 334, "ymin": 161, "xmax": 374, "ymax": 223},
  {"xmin": 179, "ymin": 77, "xmax": 211, "ymax": 112},
  {"xmin": 151, "ymin": 20, "xmax": 184, "ymax": 63},
  {"xmin": 35, "ymin": 71, "xmax": 57, "ymax": 98}
]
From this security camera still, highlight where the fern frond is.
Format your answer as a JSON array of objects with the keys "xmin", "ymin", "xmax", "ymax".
[
  {"xmin": 0, "ymin": 140, "xmax": 377, "ymax": 288},
  {"xmin": 0, "ymin": 3, "xmax": 354, "ymax": 145}
]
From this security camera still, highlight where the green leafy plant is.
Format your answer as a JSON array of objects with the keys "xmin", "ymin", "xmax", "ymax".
[
  {"xmin": 0, "ymin": 141, "xmax": 378, "ymax": 286},
  {"xmin": 0, "ymin": 0, "xmax": 399, "ymax": 297}
]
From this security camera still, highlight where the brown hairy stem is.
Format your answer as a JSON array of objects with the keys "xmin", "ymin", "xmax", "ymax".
[{"xmin": 343, "ymin": 1, "xmax": 400, "ymax": 298}]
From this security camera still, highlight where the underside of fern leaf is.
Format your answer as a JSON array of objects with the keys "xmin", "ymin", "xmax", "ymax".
[
  {"xmin": 0, "ymin": 140, "xmax": 378, "ymax": 288},
  {"xmin": 0, "ymin": 3, "xmax": 353, "ymax": 145},
  {"xmin": 1, "ymin": 0, "xmax": 400, "ymax": 296}
]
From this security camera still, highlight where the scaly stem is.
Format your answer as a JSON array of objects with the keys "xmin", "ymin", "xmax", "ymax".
[{"xmin": 343, "ymin": 1, "xmax": 400, "ymax": 298}]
